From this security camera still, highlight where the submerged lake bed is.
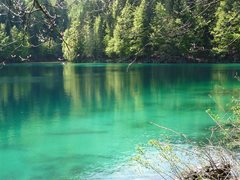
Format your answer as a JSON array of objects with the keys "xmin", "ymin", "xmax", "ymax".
[{"xmin": 0, "ymin": 63, "xmax": 240, "ymax": 179}]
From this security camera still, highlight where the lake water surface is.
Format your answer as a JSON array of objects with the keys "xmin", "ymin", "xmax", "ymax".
[{"xmin": 0, "ymin": 63, "xmax": 240, "ymax": 179}]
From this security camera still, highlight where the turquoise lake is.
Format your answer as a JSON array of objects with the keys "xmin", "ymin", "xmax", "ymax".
[{"xmin": 0, "ymin": 63, "xmax": 240, "ymax": 179}]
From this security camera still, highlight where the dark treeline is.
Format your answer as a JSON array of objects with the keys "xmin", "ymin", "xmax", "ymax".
[{"xmin": 0, "ymin": 0, "xmax": 240, "ymax": 63}]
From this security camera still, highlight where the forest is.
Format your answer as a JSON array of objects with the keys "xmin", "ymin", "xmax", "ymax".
[{"xmin": 0, "ymin": 0, "xmax": 240, "ymax": 63}]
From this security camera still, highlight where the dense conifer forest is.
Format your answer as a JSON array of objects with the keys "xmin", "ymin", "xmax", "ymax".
[{"xmin": 0, "ymin": 0, "xmax": 239, "ymax": 63}]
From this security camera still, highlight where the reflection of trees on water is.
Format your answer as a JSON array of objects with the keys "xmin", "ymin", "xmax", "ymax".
[
  {"xmin": 63, "ymin": 65, "xmax": 215, "ymax": 116},
  {"xmin": 0, "ymin": 65, "xmax": 71, "ymax": 142},
  {"xmin": 209, "ymin": 66, "xmax": 240, "ymax": 114},
  {"xmin": 63, "ymin": 65, "xmax": 145, "ymax": 115},
  {"xmin": 1, "ymin": 64, "xmax": 240, "ymax": 142},
  {"xmin": 62, "ymin": 65, "xmax": 217, "ymax": 135}
]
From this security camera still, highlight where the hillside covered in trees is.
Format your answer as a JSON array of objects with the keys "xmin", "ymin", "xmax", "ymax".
[{"xmin": 0, "ymin": 0, "xmax": 240, "ymax": 63}]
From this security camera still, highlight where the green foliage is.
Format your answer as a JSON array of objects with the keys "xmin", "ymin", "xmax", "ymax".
[
  {"xmin": 82, "ymin": 16, "xmax": 94, "ymax": 58},
  {"xmin": 39, "ymin": 38, "xmax": 58, "ymax": 57},
  {"xmin": 93, "ymin": 16, "xmax": 104, "ymax": 58},
  {"xmin": 106, "ymin": 2, "xmax": 134, "ymax": 58},
  {"xmin": 62, "ymin": 21, "xmax": 81, "ymax": 62},
  {"xmin": 207, "ymin": 96, "xmax": 240, "ymax": 150},
  {"xmin": 150, "ymin": 3, "xmax": 183, "ymax": 57},
  {"xmin": 134, "ymin": 139, "xmax": 239, "ymax": 179},
  {"xmin": 212, "ymin": 0, "xmax": 240, "ymax": 59},
  {"xmin": 130, "ymin": 0, "xmax": 148, "ymax": 56},
  {"xmin": 0, "ymin": 23, "xmax": 10, "ymax": 59},
  {"xmin": 68, "ymin": 0, "xmax": 84, "ymax": 21},
  {"xmin": 10, "ymin": 26, "xmax": 31, "ymax": 59},
  {"xmin": 103, "ymin": 23, "xmax": 111, "ymax": 52},
  {"xmin": 1, "ymin": 0, "xmax": 240, "ymax": 62}
]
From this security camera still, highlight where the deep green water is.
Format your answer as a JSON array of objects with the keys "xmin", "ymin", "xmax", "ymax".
[{"xmin": 0, "ymin": 63, "xmax": 240, "ymax": 179}]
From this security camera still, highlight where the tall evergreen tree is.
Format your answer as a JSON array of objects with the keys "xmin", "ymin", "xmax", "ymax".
[
  {"xmin": 150, "ymin": 2, "xmax": 183, "ymax": 57},
  {"xmin": 0, "ymin": 23, "xmax": 10, "ymax": 60},
  {"xmin": 82, "ymin": 16, "xmax": 94, "ymax": 58},
  {"xmin": 93, "ymin": 16, "xmax": 104, "ymax": 58},
  {"xmin": 106, "ymin": 1, "xmax": 134, "ymax": 58},
  {"xmin": 212, "ymin": 0, "xmax": 240, "ymax": 60},
  {"xmin": 62, "ymin": 21, "xmax": 81, "ymax": 61},
  {"xmin": 130, "ymin": 0, "xmax": 148, "ymax": 56}
]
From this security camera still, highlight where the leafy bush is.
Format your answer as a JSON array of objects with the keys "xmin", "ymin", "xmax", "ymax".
[{"xmin": 134, "ymin": 95, "xmax": 240, "ymax": 179}]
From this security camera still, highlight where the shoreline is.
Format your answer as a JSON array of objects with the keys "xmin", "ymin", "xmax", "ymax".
[
  {"xmin": 3, "ymin": 61, "xmax": 240, "ymax": 66},
  {"xmin": 1, "ymin": 55, "xmax": 240, "ymax": 65}
]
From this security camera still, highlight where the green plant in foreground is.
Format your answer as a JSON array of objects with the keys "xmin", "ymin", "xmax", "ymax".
[
  {"xmin": 134, "ymin": 97, "xmax": 240, "ymax": 179},
  {"xmin": 133, "ymin": 139, "xmax": 240, "ymax": 179},
  {"xmin": 206, "ymin": 97, "xmax": 240, "ymax": 150}
]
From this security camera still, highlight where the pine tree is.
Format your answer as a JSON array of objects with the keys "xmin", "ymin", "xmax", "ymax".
[
  {"xmin": 62, "ymin": 21, "xmax": 81, "ymax": 61},
  {"xmin": 82, "ymin": 16, "xmax": 94, "ymax": 58},
  {"xmin": 130, "ymin": 0, "xmax": 148, "ymax": 56},
  {"xmin": 0, "ymin": 23, "xmax": 10, "ymax": 59},
  {"xmin": 93, "ymin": 16, "xmax": 104, "ymax": 58},
  {"xmin": 150, "ymin": 2, "xmax": 182, "ymax": 57},
  {"xmin": 106, "ymin": 1, "xmax": 134, "ymax": 58},
  {"xmin": 212, "ymin": 0, "xmax": 240, "ymax": 60}
]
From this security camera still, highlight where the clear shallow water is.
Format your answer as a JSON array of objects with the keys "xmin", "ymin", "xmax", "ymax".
[{"xmin": 0, "ymin": 63, "xmax": 240, "ymax": 179}]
